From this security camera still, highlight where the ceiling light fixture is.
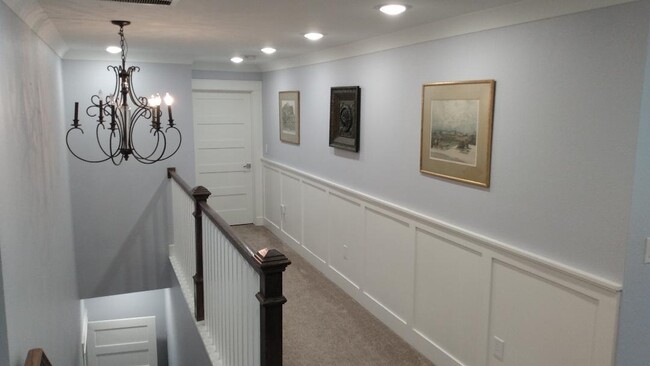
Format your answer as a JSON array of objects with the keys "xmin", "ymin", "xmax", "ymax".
[
  {"xmin": 66, "ymin": 20, "xmax": 181, "ymax": 165},
  {"xmin": 261, "ymin": 47, "xmax": 277, "ymax": 55},
  {"xmin": 304, "ymin": 32, "xmax": 324, "ymax": 41},
  {"xmin": 379, "ymin": 4, "xmax": 409, "ymax": 15},
  {"xmin": 231, "ymin": 56, "xmax": 244, "ymax": 63},
  {"xmin": 106, "ymin": 46, "xmax": 121, "ymax": 54}
]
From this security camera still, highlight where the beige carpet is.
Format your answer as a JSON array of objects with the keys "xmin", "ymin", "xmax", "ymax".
[{"xmin": 231, "ymin": 224, "xmax": 433, "ymax": 366}]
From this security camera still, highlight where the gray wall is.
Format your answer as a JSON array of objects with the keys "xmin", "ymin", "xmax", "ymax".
[
  {"xmin": 84, "ymin": 289, "xmax": 169, "ymax": 365},
  {"xmin": 0, "ymin": 3, "xmax": 81, "ymax": 365},
  {"xmin": 261, "ymin": 2, "xmax": 649, "ymax": 284},
  {"xmin": 62, "ymin": 60, "xmax": 196, "ymax": 298},
  {"xmin": 165, "ymin": 271, "xmax": 211, "ymax": 366},
  {"xmin": 616, "ymin": 17, "xmax": 650, "ymax": 365}
]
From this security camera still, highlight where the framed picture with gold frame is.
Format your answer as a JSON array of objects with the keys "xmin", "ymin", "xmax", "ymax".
[
  {"xmin": 279, "ymin": 91, "xmax": 300, "ymax": 144},
  {"xmin": 420, "ymin": 80, "xmax": 495, "ymax": 187}
]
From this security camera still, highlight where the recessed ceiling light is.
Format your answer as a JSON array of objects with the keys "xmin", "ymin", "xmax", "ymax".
[
  {"xmin": 261, "ymin": 47, "xmax": 277, "ymax": 55},
  {"xmin": 231, "ymin": 56, "xmax": 244, "ymax": 64},
  {"xmin": 106, "ymin": 46, "xmax": 122, "ymax": 54},
  {"xmin": 379, "ymin": 4, "xmax": 408, "ymax": 15},
  {"xmin": 304, "ymin": 32, "xmax": 324, "ymax": 41}
]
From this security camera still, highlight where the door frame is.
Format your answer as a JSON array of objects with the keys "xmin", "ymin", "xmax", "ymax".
[{"xmin": 191, "ymin": 79, "xmax": 264, "ymax": 225}]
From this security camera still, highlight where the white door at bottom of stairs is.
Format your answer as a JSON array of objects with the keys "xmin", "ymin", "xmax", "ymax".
[{"xmin": 86, "ymin": 316, "xmax": 157, "ymax": 366}]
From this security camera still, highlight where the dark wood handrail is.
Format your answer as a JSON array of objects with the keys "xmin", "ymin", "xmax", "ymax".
[
  {"xmin": 169, "ymin": 167, "xmax": 291, "ymax": 274},
  {"xmin": 167, "ymin": 167, "xmax": 193, "ymax": 196},
  {"xmin": 24, "ymin": 349, "xmax": 52, "ymax": 366},
  {"xmin": 168, "ymin": 166, "xmax": 290, "ymax": 366},
  {"xmin": 199, "ymin": 201, "xmax": 259, "ymax": 268}
]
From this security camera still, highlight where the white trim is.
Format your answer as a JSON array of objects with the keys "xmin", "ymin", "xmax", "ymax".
[
  {"xmin": 262, "ymin": 158, "xmax": 621, "ymax": 366},
  {"xmin": 192, "ymin": 79, "xmax": 264, "ymax": 225},
  {"xmin": 260, "ymin": 0, "xmax": 635, "ymax": 72},
  {"xmin": 262, "ymin": 157, "xmax": 621, "ymax": 293}
]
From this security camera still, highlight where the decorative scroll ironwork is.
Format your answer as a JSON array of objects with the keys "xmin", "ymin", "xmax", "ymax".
[{"xmin": 66, "ymin": 20, "xmax": 181, "ymax": 165}]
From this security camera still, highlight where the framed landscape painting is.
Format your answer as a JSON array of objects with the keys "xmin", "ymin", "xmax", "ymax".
[
  {"xmin": 420, "ymin": 80, "xmax": 495, "ymax": 187},
  {"xmin": 329, "ymin": 86, "xmax": 361, "ymax": 152},
  {"xmin": 279, "ymin": 91, "xmax": 300, "ymax": 144}
]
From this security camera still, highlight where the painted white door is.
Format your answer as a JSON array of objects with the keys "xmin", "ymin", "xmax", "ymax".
[
  {"xmin": 87, "ymin": 316, "xmax": 158, "ymax": 366},
  {"xmin": 193, "ymin": 91, "xmax": 254, "ymax": 225}
]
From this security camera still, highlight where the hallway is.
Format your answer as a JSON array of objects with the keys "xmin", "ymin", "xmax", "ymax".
[{"xmin": 231, "ymin": 225, "xmax": 433, "ymax": 366}]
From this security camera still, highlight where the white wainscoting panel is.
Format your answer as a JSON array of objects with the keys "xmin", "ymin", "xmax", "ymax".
[
  {"xmin": 261, "ymin": 158, "xmax": 621, "ymax": 366},
  {"xmin": 302, "ymin": 181, "xmax": 329, "ymax": 264},
  {"xmin": 489, "ymin": 260, "xmax": 598, "ymax": 366},
  {"xmin": 328, "ymin": 193, "xmax": 363, "ymax": 292},
  {"xmin": 263, "ymin": 166, "xmax": 281, "ymax": 229},
  {"xmin": 363, "ymin": 208, "xmax": 413, "ymax": 325},
  {"xmin": 280, "ymin": 172, "xmax": 302, "ymax": 244},
  {"xmin": 413, "ymin": 228, "xmax": 487, "ymax": 366}
]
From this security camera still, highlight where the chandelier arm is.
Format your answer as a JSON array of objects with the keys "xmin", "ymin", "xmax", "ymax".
[
  {"xmin": 102, "ymin": 121, "xmax": 124, "ymax": 159},
  {"xmin": 111, "ymin": 155, "xmax": 124, "ymax": 166},
  {"xmin": 94, "ymin": 114, "xmax": 124, "ymax": 159},
  {"xmin": 107, "ymin": 66, "xmax": 120, "ymax": 104},
  {"xmin": 140, "ymin": 130, "xmax": 163, "ymax": 160},
  {"xmin": 130, "ymin": 128, "xmax": 163, "ymax": 161},
  {"xmin": 127, "ymin": 107, "xmax": 163, "ymax": 160},
  {"xmin": 66, "ymin": 128, "xmax": 114, "ymax": 164},
  {"xmin": 155, "ymin": 127, "xmax": 182, "ymax": 162},
  {"xmin": 108, "ymin": 129, "xmax": 125, "ymax": 165},
  {"xmin": 126, "ymin": 67, "xmax": 148, "ymax": 109},
  {"xmin": 86, "ymin": 95, "xmax": 103, "ymax": 118},
  {"xmin": 132, "ymin": 131, "xmax": 168, "ymax": 163}
]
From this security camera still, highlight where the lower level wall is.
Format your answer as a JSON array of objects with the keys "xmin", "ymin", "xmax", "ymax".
[{"xmin": 262, "ymin": 158, "xmax": 621, "ymax": 366}]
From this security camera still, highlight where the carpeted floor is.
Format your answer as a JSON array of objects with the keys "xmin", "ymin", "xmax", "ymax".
[{"xmin": 231, "ymin": 224, "xmax": 433, "ymax": 366}]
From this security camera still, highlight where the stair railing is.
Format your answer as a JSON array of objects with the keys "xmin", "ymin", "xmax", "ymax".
[{"xmin": 167, "ymin": 167, "xmax": 290, "ymax": 366}]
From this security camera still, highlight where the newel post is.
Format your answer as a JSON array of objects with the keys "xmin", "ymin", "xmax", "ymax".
[
  {"xmin": 191, "ymin": 185, "xmax": 211, "ymax": 321},
  {"xmin": 255, "ymin": 248, "xmax": 291, "ymax": 366}
]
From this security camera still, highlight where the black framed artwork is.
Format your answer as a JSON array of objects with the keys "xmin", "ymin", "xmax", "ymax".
[{"xmin": 329, "ymin": 86, "xmax": 361, "ymax": 152}]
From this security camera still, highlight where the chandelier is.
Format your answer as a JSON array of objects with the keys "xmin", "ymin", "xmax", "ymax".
[{"xmin": 66, "ymin": 20, "xmax": 181, "ymax": 165}]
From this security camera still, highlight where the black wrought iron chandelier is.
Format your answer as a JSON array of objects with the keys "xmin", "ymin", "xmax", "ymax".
[{"xmin": 67, "ymin": 20, "xmax": 181, "ymax": 165}]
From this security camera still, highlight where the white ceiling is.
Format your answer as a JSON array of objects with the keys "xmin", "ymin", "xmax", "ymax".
[{"xmin": 24, "ymin": 0, "xmax": 634, "ymax": 71}]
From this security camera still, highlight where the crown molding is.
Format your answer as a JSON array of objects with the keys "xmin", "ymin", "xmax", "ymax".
[
  {"xmin": 3, "ymin": 0, "xmax": 636, "ymax": 71},
  {"xmin": 260, "ymin": 0, "xmax": 636, "ymax": 72},
  {"xmin": 192, "ymin": 61, "xmax": 262, "ymax": 72},
  {"xmin": 2, "ymin": 0, "xmax": 68, "ymax": 57},
  {"xmin": 62, "ymin": 49, "xmax": 194, "ymax": 65}
]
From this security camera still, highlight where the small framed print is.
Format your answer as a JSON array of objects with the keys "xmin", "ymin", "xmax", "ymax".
[
  {"xmin": 420, "ymin": 80, "xmax": 496, "ymax": 187},
  {"xmin": 329, "ymin": 86, "xmax": 361, "ymax": 152},
  {"xmin": 279, "ymin": 91, "xmax": 300, "ymax": 144}
]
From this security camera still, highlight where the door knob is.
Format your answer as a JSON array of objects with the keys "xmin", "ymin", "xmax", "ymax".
[{"xmin": 243, "ymin": 163, "xmax": 252, "ymax": 169}]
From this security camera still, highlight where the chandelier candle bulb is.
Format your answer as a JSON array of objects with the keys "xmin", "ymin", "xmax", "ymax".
[
  {"xmin": 163, "ymin": 92, "xmax": 173, "ymax": 106},
  {"xmin": 73, "ymin": 102, "xmax": 79, "ymax": 126}
]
